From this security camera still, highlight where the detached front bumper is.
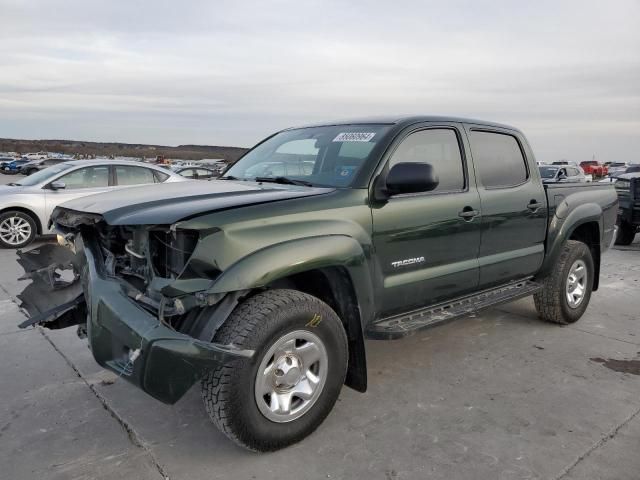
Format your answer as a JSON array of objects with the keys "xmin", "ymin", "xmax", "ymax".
[
  {"xmin": 18, "ymin": 233, "xmax": 252, "ymax": 405},
  {"xmin": 80, "ymin": 233, "xmax": 253, "ymax": 404}
]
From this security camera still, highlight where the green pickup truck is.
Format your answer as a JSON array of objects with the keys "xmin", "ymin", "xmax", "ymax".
[{"xmin": 18, "ymin": 116, "xmax": 618, "ymax": 451}]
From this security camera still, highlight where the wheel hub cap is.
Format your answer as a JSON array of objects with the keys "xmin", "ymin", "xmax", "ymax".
[
  {"xmin": 0, "ymin": 216, "xmax": 31, "ymax": 246},
  {"xmin": 255, "ymin": 330, "xmax": 328, "ymax": 423},
  {"xmin": 273, "ymin": 354, "xmax": 303, "ymax": 388},
  {"xmin": 566, "ymin": 259, "xmax": 587, "ymax": 308}
]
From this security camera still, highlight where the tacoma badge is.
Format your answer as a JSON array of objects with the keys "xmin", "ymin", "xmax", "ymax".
[{"xmin": 391, "ymin": 257, "xmax": 425, "ymax": 268}]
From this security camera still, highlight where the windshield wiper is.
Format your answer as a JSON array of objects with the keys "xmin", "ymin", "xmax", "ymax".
[
  {"xmin": 7, "ymin": 183, "xmax": 20, "ymax": 186},
  {"xmin": 254, "ymin": 176, "xmax": 315, "ymax": 187},
  {"xmin": 219, "ymin": 175, "xmax": 240, "ymax": 180}
]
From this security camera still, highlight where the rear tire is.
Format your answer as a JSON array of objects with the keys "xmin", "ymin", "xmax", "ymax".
[
  {"xmin": 201, "ymin": 289, "xmax": 348, "ymax": 451},
  {"xmin": 534, "ymin": 240, "xmax": 594, "ymax": 325},
  {"xmin": 615, "ymin": 221, "xmax": 636, "ymax": 246},
  {"xmin": 0, "ymin": 211, "xmax": 37, "ymax": 249}
]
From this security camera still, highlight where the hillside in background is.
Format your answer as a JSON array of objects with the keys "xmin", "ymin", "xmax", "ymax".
[{"xmin": 0, "ymin": 138, "xmax": 249, "ymax": 162}]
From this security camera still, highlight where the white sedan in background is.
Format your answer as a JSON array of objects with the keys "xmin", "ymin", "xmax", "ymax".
[{"xmin": 0, "ymin": 160, "xmax": 188, "ymax": 248}]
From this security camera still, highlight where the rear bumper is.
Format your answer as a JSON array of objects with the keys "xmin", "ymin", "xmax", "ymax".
[{"xmin": 79, "ymin": 233, "xmax": 252, "ymax": 404}]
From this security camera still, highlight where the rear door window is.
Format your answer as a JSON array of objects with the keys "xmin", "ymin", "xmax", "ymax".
[
  {"xmin": 469, "ymin": 131, "xmax": 528, "ymax": 188},
  {"xmin": 115, "ymin": 166, "xmax": 157, "ymax": 186}
]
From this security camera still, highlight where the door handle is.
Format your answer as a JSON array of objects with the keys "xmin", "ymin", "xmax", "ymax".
[
  {"xmin": 527, "ymin": 200, "xmax": 543, "ymax": 211},
  {"xmin": 458, "ymin": 207, "xmax": 480, "ymax": 220}
]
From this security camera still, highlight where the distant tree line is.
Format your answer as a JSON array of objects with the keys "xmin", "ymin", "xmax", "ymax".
[{"xmin": 0, "ymin": 138, "xmax": 249, "ymax": 162}]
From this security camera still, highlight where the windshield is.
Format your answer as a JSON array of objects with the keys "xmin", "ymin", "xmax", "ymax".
[
  {"xmin": 15, "ymin": 163, "xmax": 73, "ymax": 186},
  {"xmin": 539, "ymin": 166, "xmax": 559, "ymax": 178},
  {"xmin": 223, "ymin": 124, "xmax": 391, "ymax": 187}
]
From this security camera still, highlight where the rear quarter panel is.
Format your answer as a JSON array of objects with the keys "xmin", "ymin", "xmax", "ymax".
[{"xmin": 538, "ymin": 183, "xmax": 618, "ymax": 279}]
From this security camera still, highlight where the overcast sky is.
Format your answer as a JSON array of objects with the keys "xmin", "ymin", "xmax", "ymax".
[{"xmin": 1, "ymin": 0, "xmax": 638, "ymax": 162}]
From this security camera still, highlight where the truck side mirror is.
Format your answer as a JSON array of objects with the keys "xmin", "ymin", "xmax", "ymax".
[{"xmin": 386, "ymin": 162, "xmax": 439, "ymax": 195}]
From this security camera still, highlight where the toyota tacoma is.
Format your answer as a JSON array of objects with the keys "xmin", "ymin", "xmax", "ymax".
[{"xmin": 17, "ymin": 116, "xmax": 618, "ymax": 451}]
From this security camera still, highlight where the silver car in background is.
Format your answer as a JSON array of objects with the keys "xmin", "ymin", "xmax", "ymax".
[
  {"xmin": 0, "ymin": 160, "xmax": 188, "ymax": 248},
  {"xmin": 539, "ymin": 165, "xmax": 587, "ymax": 184}
]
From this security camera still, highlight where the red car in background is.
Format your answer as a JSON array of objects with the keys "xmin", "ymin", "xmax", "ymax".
[{"xmin": 580, "ymin": 161, "xmax": 608, "ymax": 178}]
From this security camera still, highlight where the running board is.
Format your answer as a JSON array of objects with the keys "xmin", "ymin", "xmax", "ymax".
[{"xmin": 367, "ymin": 279, "xmax": 542, "ymax": 339}]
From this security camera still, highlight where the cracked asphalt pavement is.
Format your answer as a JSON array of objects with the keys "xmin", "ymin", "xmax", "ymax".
[{"xmin": 1, "ymin": 183, "xmax": 639, "ymax": 480}]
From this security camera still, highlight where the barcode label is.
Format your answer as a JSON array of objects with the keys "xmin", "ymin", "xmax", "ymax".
[{"xmin": 333, "ymin": 132, "xmax": 376, "ymax": 142}]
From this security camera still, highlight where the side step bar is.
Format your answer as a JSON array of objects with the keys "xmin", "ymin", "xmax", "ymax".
[{"xmin": 367, "ymin": 279, "xmax": 542, "ymax": 339}]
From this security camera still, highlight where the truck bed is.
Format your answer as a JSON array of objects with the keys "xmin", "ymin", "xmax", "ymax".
[{"xmin": 544, "ymin": 182, "xmax": 617, "ymax": 214}]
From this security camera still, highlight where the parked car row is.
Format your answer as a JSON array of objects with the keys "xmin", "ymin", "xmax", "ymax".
[
  {"xmin": 0, "ymin": 160, "xmax": 187, "ymax": 248},
  {"xmin": 2, "ymin": 157, "xmax": 225, "ymax": 181},
  {"xmin": 1, "ymin": 157, "xmax": 70, "ymax": 174},
  {"xmin": 1, "ymin": 158, "xmax": 30, "ymax": 174},
  {"xmin": 0, "ymin": 157, "xmax": 15, "ymax": 169},
  {"xmin": 20, "ymin": 157, "xmax": 67, "ymax": 175},
  {"xmin": 538, "ymin": 160, "xmax": 640, "ymax": 184}
]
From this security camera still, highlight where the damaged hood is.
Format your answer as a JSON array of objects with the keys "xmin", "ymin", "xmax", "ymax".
[{"xmin": 55, "ymin": 180, "xmax": 334, "ymax": 225}]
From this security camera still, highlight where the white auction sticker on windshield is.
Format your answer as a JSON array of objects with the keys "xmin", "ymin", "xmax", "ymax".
[{"xmin": 333, "ymin": 132, "xmax": 376, "ymax": 142}]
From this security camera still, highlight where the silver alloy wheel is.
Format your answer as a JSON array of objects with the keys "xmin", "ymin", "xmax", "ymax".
[
  {"xmin": 0, "ymin": 215, "xmax": 32, "ymax": 246},
  {"xmin": 566, "ymin": 259, "xmax": 587, "ymax": 308},
  {"xmin": 254, "ymin": 330, "xmax": 328, "ymax": 423}
]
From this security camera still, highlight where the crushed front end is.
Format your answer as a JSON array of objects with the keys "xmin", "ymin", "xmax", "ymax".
[{"xmin": 17, "ymin": 207, "xmax": 253, "ymax": 404}]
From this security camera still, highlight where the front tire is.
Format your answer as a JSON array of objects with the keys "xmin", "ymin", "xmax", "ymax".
[
  {"xmin": 201, "ymin": 289, "xmax": 348, "ymax": 451},
  {"xmin": 0, "ymin": 211, "xmax": 37, "ymax": 249},
  {"xmin": 615, "ymin": 221, "xmax": 636, "ymax": 246},
  {"xmin": 534, "ymin": 240, "xmax": 594, "ymax": 324}
]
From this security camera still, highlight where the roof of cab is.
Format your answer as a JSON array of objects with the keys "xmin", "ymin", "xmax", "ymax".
[{"xmin": 287, "ymin": 115, "xmax": 520, "ymax": 132}]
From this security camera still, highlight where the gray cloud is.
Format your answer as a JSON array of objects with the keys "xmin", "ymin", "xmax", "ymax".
[{"xmin": 0, "ymin": 0, "xmax": 639, "ymax": 162}]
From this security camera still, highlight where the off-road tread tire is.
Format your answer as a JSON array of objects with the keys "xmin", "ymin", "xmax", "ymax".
[
  {"xmin": 0, "ymin": 210, "xmax": 37, "ymax": 249},
  {"xmin": 534, "ymin": 240, "xmax": 594, "ymax": 325},
  {"xmin": 615, "ymin": 222, "xmax": 636, "ymax": 246},
  {"xmin": 201, "ymin": 289, "xmax": 348, "ymax": 452}
]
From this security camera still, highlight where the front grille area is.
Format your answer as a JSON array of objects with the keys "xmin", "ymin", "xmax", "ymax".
[{"xmin": 149, "ymin": 229, "xmax": 199, "ymax": 279}]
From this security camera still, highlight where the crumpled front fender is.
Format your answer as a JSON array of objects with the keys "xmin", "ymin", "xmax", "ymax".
[{"xmin": 207, "ymin": 234, "xmax": 376, "ymax": 328}]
